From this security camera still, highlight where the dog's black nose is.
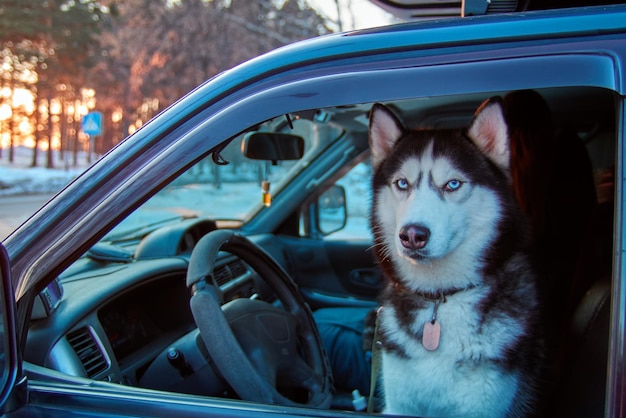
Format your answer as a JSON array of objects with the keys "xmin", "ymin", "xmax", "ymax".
[{"xmin": 399, "ymin": 224, "xmax": 430, "ymax": 250}]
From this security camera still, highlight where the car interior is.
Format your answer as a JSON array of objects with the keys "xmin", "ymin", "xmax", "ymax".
[{"xmin": 22, "ymin": 85, "xmax": 616, "ymax": 416}]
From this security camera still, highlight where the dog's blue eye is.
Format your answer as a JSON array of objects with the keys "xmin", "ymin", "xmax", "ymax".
[
  {"xmin": 395, "ymin": 179, "xmax": 409, "ymax": 190},
  {"xmin": 444, "ymin": 179, "xmax": 462, "ymax": 191}
]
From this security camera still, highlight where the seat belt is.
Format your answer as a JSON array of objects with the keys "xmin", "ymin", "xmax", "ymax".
[{"xmin": 367, "ymin": 308, "xmax": 382, "ymax": 413}]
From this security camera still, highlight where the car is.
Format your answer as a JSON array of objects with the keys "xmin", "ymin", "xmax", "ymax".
[{"xmin": 1, "ymin": 3, "xmax": 625, "ymax": 417}]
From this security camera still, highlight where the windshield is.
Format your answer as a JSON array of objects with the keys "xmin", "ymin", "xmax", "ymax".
[{"xmin": 102, "ymin": 113, "xmax": 344, "ymax": 243}]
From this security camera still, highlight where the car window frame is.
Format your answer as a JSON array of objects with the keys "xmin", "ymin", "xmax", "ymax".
[
  {"xmin": 609, "ymin": 95, "xmax": 626, "ymax": 418},
  {"xmin": 0, "ymin": 244, "xmax": 19, "ymax": 414},
  {"xmin": 244, "ymin": 55, "xmax": 622, "ymax": 233},
  {"xmin": 9, "ymin": 45, "xmax": 623, "ymax": 347},
  {"xmin": 8, "ymin": 30, "xmax": 623, "ymax": 300}
]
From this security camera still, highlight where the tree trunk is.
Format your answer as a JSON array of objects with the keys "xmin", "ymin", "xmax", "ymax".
[{"xmin": 46, "ymin": 95, "xmax": 54, "ymax": 169}]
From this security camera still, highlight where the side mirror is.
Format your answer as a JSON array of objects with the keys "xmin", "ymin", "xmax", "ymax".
[
  {"xmin": 242, "ymin": 132, "xmax": 304, "ymax": 162},
  {"xmin": 317, "ymin": 185, "xmax": 347, "ymax": 236}
]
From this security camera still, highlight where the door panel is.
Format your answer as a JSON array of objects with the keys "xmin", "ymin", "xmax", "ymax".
[{"xmin": 277, "ymin": 236, "xmax": 381, "ymax": 310}]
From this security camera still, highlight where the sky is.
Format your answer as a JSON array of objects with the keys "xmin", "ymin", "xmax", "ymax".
[{"xmin": 308, "ymin": 0, "xmax": 397, "ymax": 30}]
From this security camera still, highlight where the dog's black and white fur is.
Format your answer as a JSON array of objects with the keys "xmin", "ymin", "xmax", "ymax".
[{"xmin": 369, "ymin": 99, "xmax": 543, "ymax": 417}]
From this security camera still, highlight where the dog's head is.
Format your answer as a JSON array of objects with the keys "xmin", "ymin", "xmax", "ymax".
[
  {"xmin": 370, "ymin": 98, "xmax": 510, "ymax": 174},
  {"xmin": 369, "ymin": 99, "xmax": 518, "ymax": 290}
]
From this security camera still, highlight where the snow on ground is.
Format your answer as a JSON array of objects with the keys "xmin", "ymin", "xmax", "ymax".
[
  {"xmin": 0, "ymin": 147, "xmax": 90, "ymax": 197},
  {"xmin": 0, "ymin": 146, "xmax": 373, "ymax": 242}
]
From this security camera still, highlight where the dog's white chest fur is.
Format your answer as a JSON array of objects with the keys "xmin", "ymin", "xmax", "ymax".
[{"xmin": 379, "ymin": 291, "xmax": 521, "ymax": 417}]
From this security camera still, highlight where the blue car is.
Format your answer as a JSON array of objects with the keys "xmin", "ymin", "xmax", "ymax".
[{"xmin": 1, "ymin": 3, "xmax": 625, "ymax": 417}]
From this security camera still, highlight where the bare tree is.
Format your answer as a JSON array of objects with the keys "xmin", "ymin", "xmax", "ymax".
[
  {"xmin": 88, "ymin": 0, "xmax": 331, "ymax": 147},
  {"xmin": 1, "ymin": 0, "xmax": 105, "ymax": 166}
]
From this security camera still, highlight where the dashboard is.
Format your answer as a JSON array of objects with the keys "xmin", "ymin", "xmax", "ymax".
[
  {"xmin": 98, "ymin": 277, "xmax": 194, "ymax": 366},
  {"xmin": 24, "ymin": 219, "xmax": 282, "ymax": 393}
]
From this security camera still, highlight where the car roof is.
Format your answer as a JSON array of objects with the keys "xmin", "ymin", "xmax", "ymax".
[
  {"xmin": 369, "ymin": 0, "xmax": 626, "ymax": 20},
  {"xmin": 166, "ymin": 3, "xmax": 626, "ymax": 125}
]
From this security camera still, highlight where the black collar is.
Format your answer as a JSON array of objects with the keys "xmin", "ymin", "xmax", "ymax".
[{"xmin": 394, "ymin": 282, "xmax": 478, "ymax": 302}]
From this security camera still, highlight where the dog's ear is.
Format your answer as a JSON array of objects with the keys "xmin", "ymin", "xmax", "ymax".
[
  {"xmin": 466, "ymin": 97, "xmax": 510, "ymax": 174},
  {"xmin": 369, "ymin": 103, "xmax": 406, "ymax": 169}
]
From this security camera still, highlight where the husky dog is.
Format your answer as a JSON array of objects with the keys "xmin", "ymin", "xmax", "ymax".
[{"xmin": 369, "ymin": 99, "xmax": 543, "ymax": 417}]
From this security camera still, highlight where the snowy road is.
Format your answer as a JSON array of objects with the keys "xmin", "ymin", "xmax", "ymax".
[{"xmin": 0, "ymin": 194, "xmax": 52, "ymax": 241}]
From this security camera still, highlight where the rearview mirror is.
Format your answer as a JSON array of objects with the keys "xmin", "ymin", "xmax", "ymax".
[{"xmin": 242, "ymin": 132, "xmax": 305, "ymax": 162}]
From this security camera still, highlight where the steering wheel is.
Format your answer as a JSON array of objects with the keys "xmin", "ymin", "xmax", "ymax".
[{"xmin": 186, "ymin": 229, "xmax": 333, "ymax": 408}]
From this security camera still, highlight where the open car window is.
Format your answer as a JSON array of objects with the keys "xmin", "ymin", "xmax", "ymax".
[{"xmin": 47, "ymin": 84, "xmax": 619, "ymax": 415}]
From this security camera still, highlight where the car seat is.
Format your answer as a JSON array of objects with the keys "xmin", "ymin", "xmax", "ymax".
[{"xmin": 556, "ymin": 278, "xmax": 610, "ymax": 417}]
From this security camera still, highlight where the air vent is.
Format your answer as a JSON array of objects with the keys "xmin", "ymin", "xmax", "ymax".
[
  {"xmin": 213, "ymin": 265, "xmax": 231, "ymax": 286},
  {"xmin": 213, "ymin": 259, "xmax": 248, "ymax": 286},
  {"xmin": 228, "ymin": 260, "xmax": 247, "ymax": 278},
  {"xmin": 66, "ymin": 327, "xmax": 108, "ymax": 378}
]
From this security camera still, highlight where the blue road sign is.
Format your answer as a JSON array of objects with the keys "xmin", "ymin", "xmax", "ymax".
[{"xmin": 82, "ymin": 112, "xmax": 103, "ymax": 136}]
